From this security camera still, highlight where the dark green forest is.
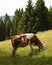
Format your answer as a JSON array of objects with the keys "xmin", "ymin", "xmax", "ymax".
[{"xmin": 0, "ymin": 0, "xmax": 52, "ymax": 41}]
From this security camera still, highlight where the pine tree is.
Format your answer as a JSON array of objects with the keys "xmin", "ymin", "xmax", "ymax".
[
  {"xmin": 13, "ymin": 8, "xmax": 23, "ymax": 35},
  {"xmin": 26, "ymin": 0, "xmax": 35, "ymax": 33},
  {"xmin": 0, "ymin": 18, "xmax": 5, "ymax": 41},
  {"xmin": 17, "ymin": 13, "xmax": 27, "ymax": 34},
  {"xmin": 4, "ymin": 13, "xmax": 11, "ymax": 39},
  {"xmin": 36, "ymin": 0, "xmax": 49, "ymax": 31},
  {"xmin": 48, "ymin": 7, "xmax": 52, "ymax": 29}
]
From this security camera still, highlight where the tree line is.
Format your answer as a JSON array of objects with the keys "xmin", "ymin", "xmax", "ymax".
[{"xmin": 0, "ymin": 0, "xmax": 52, "ymax": 41}]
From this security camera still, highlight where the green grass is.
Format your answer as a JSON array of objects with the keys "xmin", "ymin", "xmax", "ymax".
[{"xmin": 0, "ymin": 30, "xmax": 52, "ymax": 65}]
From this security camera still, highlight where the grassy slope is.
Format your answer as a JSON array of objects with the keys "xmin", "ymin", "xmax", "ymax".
[{"xmin": 0, "ymin": 30, "xmax": 52, "ymax": 65}]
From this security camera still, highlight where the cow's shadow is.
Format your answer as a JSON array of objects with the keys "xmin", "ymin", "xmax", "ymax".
[{"xmin": 29, "ymin": 49, "xmax": 40, "ymax": 57}]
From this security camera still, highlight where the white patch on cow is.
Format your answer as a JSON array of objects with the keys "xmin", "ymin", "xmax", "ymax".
[
  {"xmin": 21, "ymin": 37, "xmax": 24, "ymax": 41},
  {"xmin": 21, "ymin": 33, "xmax": 34, "ymax": 39}
]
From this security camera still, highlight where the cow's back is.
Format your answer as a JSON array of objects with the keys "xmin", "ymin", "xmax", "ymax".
[{"xmin": 21, "ymin": 33, "xmax": 34, "ymax": 39}]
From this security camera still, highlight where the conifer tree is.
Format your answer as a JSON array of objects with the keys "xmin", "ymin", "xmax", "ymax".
[
  {"xmin": 4, "ymin": 13, "xmax": 11, "ymax": 39},
  {"xmin": 26, "ymin": 0, "xmax": 34, "ymax": 33},
  {"xmin": 0, "ymin": 18, "xmax": 5, "ymax": 41},
  {"xmin": 36, "ymin": 0, "xmax": 49, "ymax": 31},
  {"xmin": 48, "ymin": 7, "xmax": 52, "ymax": 29},
  {"xmin": 13, "ymin": 8, "xmax": 23, "ymax": 35}
]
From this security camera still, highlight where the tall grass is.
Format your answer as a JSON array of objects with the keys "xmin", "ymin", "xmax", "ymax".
[{"xmin": 0, "ymin": 30, "xmax": 52, "ymax": 65}]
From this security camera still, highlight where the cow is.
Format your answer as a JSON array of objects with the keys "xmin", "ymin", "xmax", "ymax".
[{"xmin": 11, "ymin": 33, "xmax": 44, "ymax": 57}]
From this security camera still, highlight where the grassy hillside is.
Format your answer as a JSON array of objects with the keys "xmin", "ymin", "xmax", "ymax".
[{"xmin": 0, "ymin": 30, "xmax": 52, "ymax": 65}]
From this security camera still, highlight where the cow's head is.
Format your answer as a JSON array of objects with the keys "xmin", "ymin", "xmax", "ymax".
[{"xmin": 39, "ymin": 42, "xmax": 44, "ymax": 52}]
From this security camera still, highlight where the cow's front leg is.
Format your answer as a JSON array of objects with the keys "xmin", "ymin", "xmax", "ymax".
[{"xmin": 30, "ymin": 43, "xmax": 33, "ymax": 51}]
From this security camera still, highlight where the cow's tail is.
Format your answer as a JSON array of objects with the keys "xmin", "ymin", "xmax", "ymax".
[{"xmin": 11, "ymin": 36, "xmax": 15, "ymax": 46}]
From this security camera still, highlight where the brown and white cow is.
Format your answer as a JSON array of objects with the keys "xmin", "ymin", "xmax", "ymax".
[{"xmin": 11, "ymin": 33, "xmax": 44, "ymax": 57}]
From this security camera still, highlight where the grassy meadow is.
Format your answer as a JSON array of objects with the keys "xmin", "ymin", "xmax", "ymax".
[{"xmin": 0, "ymin": 30, "xmax": 52, "ymax": 65}]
